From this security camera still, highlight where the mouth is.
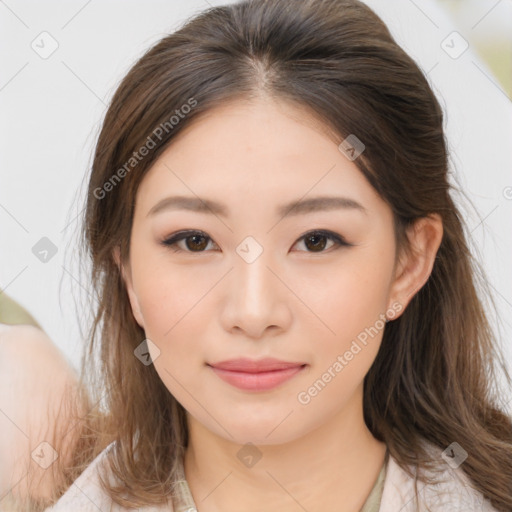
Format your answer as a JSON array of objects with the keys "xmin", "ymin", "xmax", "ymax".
[{"xmin": 207, "ymin": 358, "xmax": 307, "ymax": 391}]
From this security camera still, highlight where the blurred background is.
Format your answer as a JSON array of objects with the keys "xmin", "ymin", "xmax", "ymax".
[
  {"xmin": 441, "ymin": 0, "xmax": 511, "ymax": 96},
  {"xmin": 1, "ymin": 0, "xmax": 511, "ymax": 408}
]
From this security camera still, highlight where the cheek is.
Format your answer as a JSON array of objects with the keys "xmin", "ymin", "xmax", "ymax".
[
  {"xmin": 134, "ymin": 266, "xmax": 209, "ymax": 398},
  {"xmin": 132, "ymin": 260, "xmax": 220, "ymax": 389},
  {"xmin": 297, "ymin": 252, "xmax": 393, "ymax": 393},
  {"xmin": 300, "ymin": 250, "xmax": 393, "ymax": 337},
  {"xmin": 134, "ymin": 259, "xmax": 212, "ymax": 338}
]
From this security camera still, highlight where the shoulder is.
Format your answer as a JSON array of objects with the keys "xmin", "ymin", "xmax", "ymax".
[
  {"xmin": 0, "ymin": 324, "xmax": 81, "ymax": 501},
  {"xmin": 380, "ymin": 440, "xmax": 499, "ymax": 512},
  {"xmin": 0, "ymin": 323, "xmax": 76, "ymax": 384},
  {"xmin": 43, "ymin": 442, "xmax": 174, "ymax": 512}
]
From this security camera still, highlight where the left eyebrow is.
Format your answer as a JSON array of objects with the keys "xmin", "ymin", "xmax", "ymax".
[
  {"xmin": 276, "ymin": 196, "xmax": 367, "ymax": 217},
  {"xmin": 146, "ymin": 195, "xmax": 367, "ymax": 219}
]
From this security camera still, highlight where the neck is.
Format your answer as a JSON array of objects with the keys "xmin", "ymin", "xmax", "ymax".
[{"xmin": 183, "ymin": 384, "xmax": 387, "ymax": 512}]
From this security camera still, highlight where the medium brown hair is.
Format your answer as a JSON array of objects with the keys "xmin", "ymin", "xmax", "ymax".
[{"xmin": 16, "ymin": 0, "xmax": 512, "ymax": 510}]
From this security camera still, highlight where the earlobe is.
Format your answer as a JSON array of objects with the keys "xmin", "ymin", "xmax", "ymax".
[
  {"xmin": 112, "ymin": 246, "xmax": 129, "ymax": 286},
  {"xmin": 388, "ymin": 214, "xmax": 443, "ymax": 316},
  {"xmin": 111, "ymin": 246, "xmax": 145, "ymax": 329}
]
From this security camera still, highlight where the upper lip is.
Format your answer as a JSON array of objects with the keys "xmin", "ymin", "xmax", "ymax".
[{"xmin": 208, "ymin": 358, "xmax": 306, "ymax": 373}]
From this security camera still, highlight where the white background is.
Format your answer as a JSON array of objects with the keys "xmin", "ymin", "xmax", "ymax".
[{"xmin": 1, "ymin": 0, "xmax": 511, "ymax": 408}]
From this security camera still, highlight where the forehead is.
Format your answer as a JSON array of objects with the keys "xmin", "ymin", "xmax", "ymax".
[
  {"xmin": 134, "ymin": 97, "xmax": 384, "ymax": 218},
  {"xmin": 158, "ymin": 97, "xmax": 340, "ymax": 172}
]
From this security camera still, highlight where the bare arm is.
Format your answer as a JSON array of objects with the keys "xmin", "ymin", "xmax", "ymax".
[{"xmin": 0, "ymin": 324, "xmax": 84, "ymax": 507}]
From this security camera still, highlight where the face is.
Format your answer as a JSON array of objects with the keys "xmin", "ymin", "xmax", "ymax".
[{"xmin": 120, "ymin": 97, "xmax": 406, "ymax": 446}]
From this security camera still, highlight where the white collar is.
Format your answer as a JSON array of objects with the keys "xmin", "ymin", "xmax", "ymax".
[{"xmin": 379, "ymin": 440, "xmax": 497, "ymax": 511}]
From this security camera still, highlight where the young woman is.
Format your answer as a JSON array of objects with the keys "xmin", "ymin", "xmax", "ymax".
[{"xmin": 6, "ymin": 0, "xmax": 512, "ymax": 510}]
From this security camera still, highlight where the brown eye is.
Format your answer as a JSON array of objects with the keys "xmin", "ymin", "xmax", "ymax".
[
  {"xmin": 184, "ymin": 234, "xmax": 209, "ymax": 251},
  {"xmin": 303, "ymin": 233, "xmax": 329, "ymax": 252},
  {"xmin": 161, "ymin": 231, "xmax": 218, "ymax": 253},
  {"xmin": 293, "ymin": 230, "xmax": 350, "ymax": 253},
  {"xmin": 162, "ymin": 229, "xmax": 351, "ymax": 254}
]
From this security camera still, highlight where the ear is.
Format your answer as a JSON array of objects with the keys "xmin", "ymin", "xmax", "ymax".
[
  {"xmin": 387, "ymin": 214, "xmax": 443, "ymax": 318},
  {"xmin": 112, "ymin": 246, "xmax": 145, "ymax": 329}
]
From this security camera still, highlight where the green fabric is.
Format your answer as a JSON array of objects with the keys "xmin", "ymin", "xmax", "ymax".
[
  {"xmin": 0, "ymin": 292, "xmax": 41, "ymax": 328},
  {"xmin": 360, "ymin": 449, "xmax": 388, "ymax": 512}
]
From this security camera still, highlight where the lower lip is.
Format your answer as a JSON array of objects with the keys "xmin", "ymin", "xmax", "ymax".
[{"xmin": 209, "ymin": 365, "xmax": 306, "ymax": 391}]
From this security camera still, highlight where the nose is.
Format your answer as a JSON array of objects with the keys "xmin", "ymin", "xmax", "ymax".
[{"xmin": 219, "ymin": 247, "xmax": 292, "ymax": 340}]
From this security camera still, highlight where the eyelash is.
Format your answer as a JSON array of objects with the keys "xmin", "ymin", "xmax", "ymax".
[{"xmin": 160, "ymin": 229, "xmax": 352, "ymax": 254}]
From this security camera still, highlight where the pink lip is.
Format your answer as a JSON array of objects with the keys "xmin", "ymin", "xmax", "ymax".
[{"xmin": 207, "ymin": 358, "xmax": 307, "ymax": 391}]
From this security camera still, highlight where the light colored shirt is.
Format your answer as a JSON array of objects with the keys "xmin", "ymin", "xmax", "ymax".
[{"xmin": 43, "ymin": 438, "xmax": 499, "ymax": 512}]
